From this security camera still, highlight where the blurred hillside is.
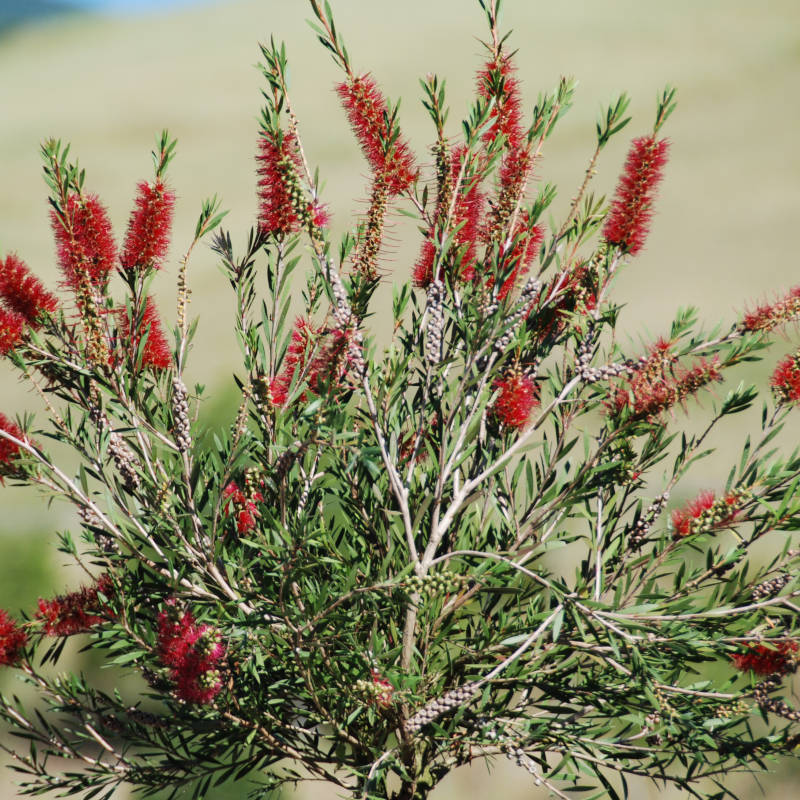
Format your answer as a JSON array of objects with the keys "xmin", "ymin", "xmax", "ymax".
[{"xmin": 0, "ymin": 0, "xmax": 799, "ymax": 797}]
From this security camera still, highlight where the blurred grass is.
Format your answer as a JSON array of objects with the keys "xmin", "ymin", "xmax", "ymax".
[{"xmin": 0, "ymin": 0, "xmax": 799, "ymax": 797}]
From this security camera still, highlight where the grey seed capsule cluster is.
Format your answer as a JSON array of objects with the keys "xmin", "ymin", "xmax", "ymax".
[
  {"xmin": 403, "ymin": 681, "xmax": 479, "ymax": 734},
  {"xmin": 171, "ymin": 377, "xmax": 191, "ymax": 453},
  {"xmin": 628, "ymin": 491, "xmax": 670, "ymax": 549},
  {"xmin": 752, "ymin": 573, "xmax": 792, "ymax": 601},
  {"xmin": 88, "ymin": 400, "xmax": 141, "ymax": 491},
  {"xmin": 425, "ymin": 280, "xmax": 445, "ymax": 366},
  {"xmin": 493, "ymin": 278, "xmax": 541, "ymax": 354},
  {"xmin": 754, "ymin": 676, "xmax": 800, "ymax": 721}
]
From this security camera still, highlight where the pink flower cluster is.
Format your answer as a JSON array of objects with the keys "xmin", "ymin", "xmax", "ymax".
[
  {"xmin": 603, "ymin": 135, "xmax": 670, "ymax": 256},
  {"xmin": 37, "ymin": 574, "xmax": 114, "ymax": 636},
  {"xmin": 157, "ymin": 606, "xmax": 225, "ymax": 705}
]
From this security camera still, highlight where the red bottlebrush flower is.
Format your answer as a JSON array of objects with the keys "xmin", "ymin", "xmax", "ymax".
[
  {"xmin": 222, "ymin": 481, "xmax": 263, "ymax": 535},
  {"xmin": 731, "ymin": 640, "xmax": 798, "ymax": 676},
  {"xmin": 671, "ymin": 488, "xmax": 748, "ymax": 539},
  {"xmin": 413, "ymin": 146, "xmax": 486, "ymax": 288},
  {"xmin": 603, "ymin": 135, "xmax": 670, "ymax": 256},
  {"xmin": 742, "ymin": 286, "xmax": 800, "ymax": 332},
  {"xmin": 256, "ymin": 129, "xmax": 306, "ymax": 236},
  {"xmin": 370, "ymin": 669, "xmax": 394, "ymax": 708},
  {"xmin": 0, "ymin": 253, "xmax": 59, "ymax": 326},
  {"xmin": 492, "ymin": 371, "xmax": 539, "ymax": 429},
  {"xmin": 610, "ymin": 339, "xmax": 721, "ymax": 421},
  {"xmin": 771, "ymin": 353, "xmax": 800, "ymax": 404},
  {"xmin": 118, "ymin": 296, "xmax": 172, "ymax": 370},
  {"xmin": 495, "ymin": 214, "xmax": 544, "ymax": 301},
  {"xmin": 0, "ymin": 308, "xmax": 25, "ymax": 356},
  {"xmin": 51, "ymin": 193, "xmax": 118, "ymax": 290},
  {"xmin": 336, "ymin": 74, "xmax": 418, "ymax": 195},
  {"xmin": 37, "ymin": 575, "xmax": 113, "ymax": 636},
  {"xmin": 0, "ymin": 610, "xmax": 27, "ymax": 666},
  {"xmin": 0, "ymin": 413, "xmax": 26, "ymax": 474},
  {"xmin": 476, "ymin": 54, "xmax": 524, "ymax": 149},
  {"xmin": 157, "ymin": 605, "xmax": 225, "ymax": 705},
  {"xmin": 270, "ymin": 318, "xmax": 318, "ymax": 407},
  {"xmin": 120, "ymin": 179, "xmax": 175, "ymax": 272}
]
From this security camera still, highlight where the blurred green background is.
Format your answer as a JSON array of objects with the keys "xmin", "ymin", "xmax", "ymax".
[{"xmin": 1, "ymin": 0, "xmax": 799, "ymax": 796}]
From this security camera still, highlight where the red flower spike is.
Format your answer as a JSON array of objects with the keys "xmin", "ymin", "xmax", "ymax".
[
  {"xmin": 37, "ymin": 575, "xmax": 113, "ymax": 636},
  {"xmin": 119, "ymin": 296, "xmax": 172, "ymax": 370},
  {"xmin": 336, "ymin": 75, "xmax": 418, "ymax": 196},
  {"xmin": 496, "ymin": 216, "xmax": 544, "ymax": 301},
  {"xmin": 493, "ymin": 372, "xmax": 539, "ymax": 429},
  {"xmin": 671, "ymin": 488, "xmax": 748, "ymax": 539},
  {"xmin": 0, "ymin": 413, "xmax": 26, "ymax": 472},
  {"xmin": 742, "ymin": 286, "xmax": 800, "ymax": 332},
  {"xmin": 771, "ymin": 353, "xmax": 800, "ymax": 404},
  {"xmin": 157, "ymin": 606, "xmax": 225, "ymax": 705},
  {"xmin": 476, "ymin": 55, "xmax": 525, "ymax": 149},
  {"xmin": 0, "ymin": 610, "xmax": 27, "ymax": 667},
  {"xmin": 413, "ymin": 145, "xmax": 485, "ymax": 288},
  {"xmin": 222, "ymin": 481, "xmax": 263, "ymax": 535},
  {"xmin": 609, "ymin": 340, "xmax": 721, "ymax": 421},
  {"xmin": 121, "ymin": 179, "xmax": 175, "ymax": 272},
  {"xmin": 0, "ymin": 308, "xmax": 25, "ymax": 356},
  {"xmin": 370, "ymin": 669, "xmax": 394, "ymax": 708},
  {"xmin": 0, "ymin": 254, "xmax": 59, "ymax": 326},
  {"xmin": 51, "ymin": 193, "xmax": 118, "ymax": 290},
  {"xmin": 256, "ymin": 130, "xmax": 305, "ymax": 236},
  {"xmin": 731, "ymin": 640, "xmax": 798, "ymax": 676},
  {"xmin": 603, "ymin": 136, "xmax": 670, "ymax": 256}
]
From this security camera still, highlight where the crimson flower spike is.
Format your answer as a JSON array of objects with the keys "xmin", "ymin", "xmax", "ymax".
[
  {"xmin": 119, "ymin": 296, "xmax": 172, "ymax": 370},
  {"xmin": 51, "ymin": 192, "xmax": 117, "ymax": 291},
  {"xmin": 0, "ymin": 253, "xmax": 59, "ymax": 327},
  {"xmin": 0, "ymin": 308, "xmax": 24, "ymax": 356},
  {"xmin": 602, "ymin": 135, "xmax": 670, "ymax": 256},
  {"xmin": 492, "ymin": 369, "xmax": 540, "ymax": 429},
  {"xmin": 336, "ymin": 74, "xmax": 418, "ymax": 196},
  {"xmin": 413, "ymin": 145, "xmax": 485, "ymax": 288},
  {"xmin": 771, "ymin": 351, "xmax": 800, "ymax": 404},
  {"xmin": 121, "ymin": 178, "xmax": 175, "ymax": 272},
  {"xmin": 731, "ymin": 640, "xmax": 798, "ymax": 676},
  {"xmin": 36, "ymin": 575, "xmax": 113, "ymax": 636},
  {"xmin": 741, "ymin": 286, "xmax": 800, "ymax": 333},
  {"xmin": 0, "ymin": 413, "xmax": 26, "ymax": 476},
  {"xmin": 476, "ymin": 53, "xmax": 525, "ymax": 150},
  {"xmin": 0, "ymin": 610, "xmax": 27, "ymax": 667}
]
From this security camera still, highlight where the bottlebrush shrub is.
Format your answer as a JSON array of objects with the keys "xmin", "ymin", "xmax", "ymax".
[{"xmin": 3, "ymin": 3, "xmax": 800, "ymax": 800}]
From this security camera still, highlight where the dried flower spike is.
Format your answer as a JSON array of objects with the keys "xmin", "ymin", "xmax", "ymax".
[
  {"xmin": 603, "ymin": 135, "xmax": 669, "ymax": 256},
  {"xmin": 742, "ymin": 286, "xmax": 800, "ymax": 333}
]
